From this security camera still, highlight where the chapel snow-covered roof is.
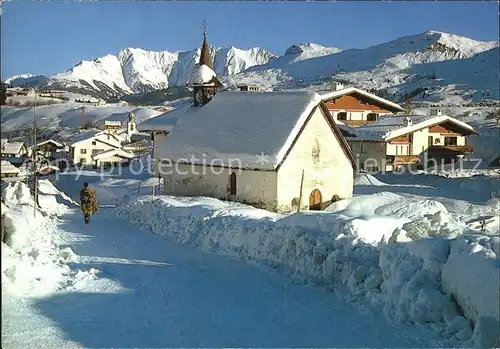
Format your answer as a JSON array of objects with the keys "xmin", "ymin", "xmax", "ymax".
[
  {"xmin": 342, "ymin": 114, "xmax": 477, "ymax": 142},
  {"xmin": 157, "ymin": 91, "xmax": 355, "ymax": 170},
  {"xmin": 188, "ymin": 64, "xmax": 218, "ymax": 86}
]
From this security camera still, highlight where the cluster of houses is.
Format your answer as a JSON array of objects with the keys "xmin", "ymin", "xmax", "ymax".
[
  {"xmin": 134, "ymin": 29, "xmax": 489, "ymax": 213},
  {"xmin": 67, "ymin": 113, "xmax": 150, "ymax": 168},
  {"xmin": 1, "ymin": 112, "xmax": 151, "ymax": 178}
]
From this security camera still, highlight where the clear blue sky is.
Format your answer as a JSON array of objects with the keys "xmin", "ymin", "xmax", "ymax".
[{"xmin": 1, "ymin": 1, "xmax": 498, "ymax": 78}]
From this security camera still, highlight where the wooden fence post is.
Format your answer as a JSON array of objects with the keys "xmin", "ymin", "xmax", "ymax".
[{"xmin": 297, "ymin": 169, "xmax": 305, "ymax": 213}]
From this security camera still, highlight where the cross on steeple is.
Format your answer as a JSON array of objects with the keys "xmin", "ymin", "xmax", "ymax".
[{"xmin": 199, "ymin": 19, "xmax": 212, "ymax": 69}]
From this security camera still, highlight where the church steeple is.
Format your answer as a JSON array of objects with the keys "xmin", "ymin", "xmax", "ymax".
[
  {"xmin": 199, "ymin": 20, "xmax": 212, "ymax": 69},
  {"xmin": 188, "ymin": 21, "xmax": 222, "ymax": 107}
]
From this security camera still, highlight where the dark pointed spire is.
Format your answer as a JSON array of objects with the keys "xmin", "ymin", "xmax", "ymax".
[{"xmin": 199, "ymin": 20, "xmax": 212, "ymax": 69}]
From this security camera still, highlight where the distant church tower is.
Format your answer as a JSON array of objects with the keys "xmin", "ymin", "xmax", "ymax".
[
  {"xmin": 126, "ymin": 111, "xmax": 137, "ymax": 141},
  {"xmin": 187, "ymin": 22, "xmax": 222, "ymax": 107}
]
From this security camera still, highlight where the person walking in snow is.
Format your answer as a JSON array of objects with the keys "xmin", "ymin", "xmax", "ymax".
[{"xmin": 80, "ymin": 182, "xmax": 98, "ymax": 224}]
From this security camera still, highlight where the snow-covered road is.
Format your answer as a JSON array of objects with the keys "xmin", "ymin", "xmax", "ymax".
[{"xmin": 2, "ymin": 207, "xmax": 442, "ymax": 348}]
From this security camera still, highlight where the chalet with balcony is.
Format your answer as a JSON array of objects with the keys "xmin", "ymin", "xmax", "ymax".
[
  {"xmin": 341, "ymin": 109, "xmax": 477, "ymax": 171},
  {"xmin": 33, "ymin": 139, "xmax": 64, "ymax": 160},
  {"xmin": 319, "ymin": 83, "xmax": 404, "ymax": 127}
]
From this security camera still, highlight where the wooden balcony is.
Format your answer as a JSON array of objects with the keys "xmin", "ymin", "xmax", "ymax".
[
  {"xmin": 393, "ymin": 155, "xmax": 419, "ymax": 165},
  {"xmin": 428, "ymin": 145, "xmax": 473, "ymax": 153}
]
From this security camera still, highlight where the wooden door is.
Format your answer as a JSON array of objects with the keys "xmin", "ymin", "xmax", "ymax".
[{"xmin": 309, "ymin": 189, "xmax": 322, "ymax": 210}]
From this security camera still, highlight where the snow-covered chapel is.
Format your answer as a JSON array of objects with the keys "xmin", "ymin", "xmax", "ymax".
[{"xmin": 146, "ymin": 29, "xmax": 356, "ymax": 212}]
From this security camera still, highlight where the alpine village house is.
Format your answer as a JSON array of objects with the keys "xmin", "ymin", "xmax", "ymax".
[
  {"xmin": 68, "ymin": 113, "xmax": 137, "ymax": 168},
  {"xmin": 340, "ymin": 108, "xmax": 477, "ymax": 171},
  {"xmin": 320, "ymin": 83, "xmax": 405, "ymax": 126},
  {"xmin": 141, "ymin": 29, "xmax": 356, "ymax": 213}
]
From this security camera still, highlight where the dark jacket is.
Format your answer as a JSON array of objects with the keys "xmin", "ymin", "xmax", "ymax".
[{"xmin": 80, "ymin": 187, "xmax": 98, "ymax": 215}]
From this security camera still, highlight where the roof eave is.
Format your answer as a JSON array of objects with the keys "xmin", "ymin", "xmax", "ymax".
[
  {"xmin": 167, "ymin": 159, "xmax": 276, "ymax": 172},
  {"xmin": 320, "ymin": 87, "xmax": 404, "ymax": 112}
]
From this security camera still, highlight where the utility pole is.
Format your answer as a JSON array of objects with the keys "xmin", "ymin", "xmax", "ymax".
[
  {"xmin": 406, "ymin": 96, "xmax": 412, "ymax": 114},
  {"xmin": 81, "ymin": 100, "xmax": 86, "ymax": 129},
  {"xmin": 33, "ymin": 88, "xmax": 38, "ymax": 217}
]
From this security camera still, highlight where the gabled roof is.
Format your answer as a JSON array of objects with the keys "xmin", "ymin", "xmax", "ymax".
[
  {"xmin": 157, "ymin": 91, "xmax": 355, "ymax": 170},
  {"xmin": 104, "ymin": 120, "xmax": 122, "ymax": 126},
  {"xmin": 137, "ymin": 108, "xmax": 188, "ymax": 132},
  {"xmin": 343, "ymin": 114, "xmax": 477, "ymax": 142},
  {"xmin": 0, "ymin": 160, "xmax": 19, "ymax": 174},
  {"xmin": 69, "ymin": 130, "xmax": 122, "ymax": 147},
  {"xmin": 319, "ymin": 87, "xmax": 404, "ymax": 112},
  {"xmin": 1, "ymin": 141, "xmax": 26, "ymax": 154},
  {"xmin": 67, "ymin": 130, "xmax": 101, "ymax": 144},
  {"xmin": 130, "ymin": 132, "xmax": 151, "ymax": 142},
  {"xmin": 92, "ymin": 148, "xmax": 135, "ymax": 160},
  {"xmin": 36, "ymin": 139, "xmax": 64, "ymax": 148}
]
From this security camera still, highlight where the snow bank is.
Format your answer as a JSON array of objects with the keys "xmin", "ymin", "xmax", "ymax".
[
  {"xmin": 327, "ymin": 190, "xmax": 451, "ymax": 222},
  {"xmin": 2, "ymin": 181, "xmax": 82, "ymax": 297},
  {"xmin": 354, "ymin": 173, "xmax": 389, "ymax": 186},
  {"xmin": 116, "ymin": 194, "xmax": 499, "ymax": 345},
  {"xmin": 37, "ymin": 179, "xmax": 79, "ymax": 215},
  {"xmin": 441, "ymin": 234, "xmax": 500, "ymax": 347}
]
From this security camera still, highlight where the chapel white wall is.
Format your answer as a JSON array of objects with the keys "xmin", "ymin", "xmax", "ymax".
[
  {"xmin": 277, "ymin": 107, "xmax": 354, "ymax": 212},
  {"xmin": 161, "ymin": 163, "xmax": 278, "ymax": 210}
]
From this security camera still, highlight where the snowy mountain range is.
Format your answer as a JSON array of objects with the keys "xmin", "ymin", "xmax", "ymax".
[
  {"xmin": 224, "ymin": 31, "xmax": 499, "ymax": 104},
  {"xmin": 6, "ymin": 46, "xmax": 277, "ymax": 100},
  {"xmin": 5, "ymin": 31, "xmax": 499, "ymax": 103}
]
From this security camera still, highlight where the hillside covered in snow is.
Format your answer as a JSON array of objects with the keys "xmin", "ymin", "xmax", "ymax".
[
  {"xmin": 6, "ymin": 31, "xmax": 499, "ymax": 103},
  {"xmin": 225, "ymin": 31, "xmax": 499, "ymax": 104}
]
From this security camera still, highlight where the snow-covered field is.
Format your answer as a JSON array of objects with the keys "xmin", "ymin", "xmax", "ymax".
[{"xmin": 2, "ymin": 166, "xmax": 499, "ymax": 348}]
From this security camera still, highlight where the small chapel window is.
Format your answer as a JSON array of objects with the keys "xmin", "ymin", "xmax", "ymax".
[
  {"xmin": 230, "ymin": 172, "xmax": 237, "ymax": 195},
  {"xmin": 312, "ymin": 140, "xmax": 320, "ymax": 165}
]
